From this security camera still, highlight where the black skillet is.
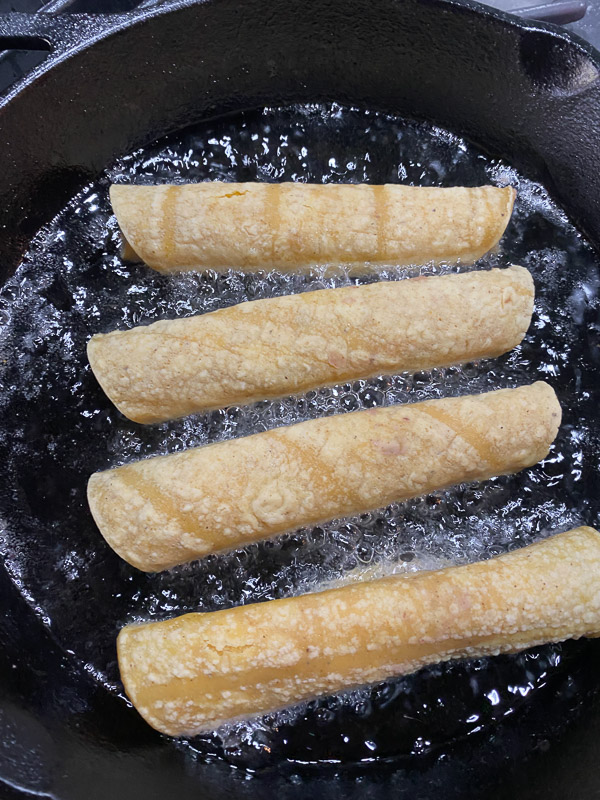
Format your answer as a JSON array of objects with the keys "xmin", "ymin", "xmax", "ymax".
[{"xmin": 2, "ymin": 1, "xmax": 600, "ymax": 797}]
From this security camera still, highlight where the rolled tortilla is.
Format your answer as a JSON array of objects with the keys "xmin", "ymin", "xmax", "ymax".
[
  {"xmin": 88, "ymin": 382, "xmax": 560, "ymax": 572},
  {"xmin": 117, "ymin": 526, "xmax": 600, "ymax": 736},
  {"xmin": 87, "ymin": 266, "xmax": 534, "ymax": 424},
  {"xmin": 110, "ymin": 182, "xmax": 515, "ymax": 272}
]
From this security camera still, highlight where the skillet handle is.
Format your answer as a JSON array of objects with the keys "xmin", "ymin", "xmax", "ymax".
[{"xmin": 0, "ymin": 13, "xmax": 53, "ymax": 50}]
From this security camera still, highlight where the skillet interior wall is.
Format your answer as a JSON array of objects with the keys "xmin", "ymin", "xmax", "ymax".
[{"xmin": 2, "ymin": 0, "xmax": 600, "ymax": 274}]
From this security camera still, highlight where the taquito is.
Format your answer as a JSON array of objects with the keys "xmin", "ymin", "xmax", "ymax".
[
  {"xmin": 117, "ymin": 526, "xmax": 600, "ymax": 735},
  {"xmin": 88, "ymin": 382, "xmax": 560, "ymax": 571},
  {"xmin": 110, "ymin": 182, "xmax": 515, "ymax": 272},
  {"xmin": 88, "ymin": 266, "xmax": 534, "ymax": 424}
]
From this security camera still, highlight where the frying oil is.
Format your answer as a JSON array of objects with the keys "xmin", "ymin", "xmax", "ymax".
[{"xmin": 0, "ymin": 103, "xmax": 599, "ymax": 770}]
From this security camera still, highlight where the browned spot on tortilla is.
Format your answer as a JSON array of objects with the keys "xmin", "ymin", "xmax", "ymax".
[
  {"xmin": 266, "ymin": 184, "xmax": 282, "ymax": 263},
  {"xmin": 372, "ymin": 185, "xmax": 387, "ymax": 262},
  {"xmin": 418, "ymin": 404, "xmax": 503, "ymax": 472},
  {"xmin": 162, "ymin": 186, "xmax": 179, "ymax": 263},
  {"xmin": 327, "ymin": 350, "xmax": 346, "ymax": 369},
  {"xmin": 117, "ymin": 467, "xmax": 201, "ymax": 539}
]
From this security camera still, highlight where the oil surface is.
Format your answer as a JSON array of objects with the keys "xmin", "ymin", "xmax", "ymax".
[{"xmin": 0, "ymin": 103, "xmax": 599, "ymax": 770}]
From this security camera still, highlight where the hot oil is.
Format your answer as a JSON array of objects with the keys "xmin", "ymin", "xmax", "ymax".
[{"xmin": 0, "ymin": 103, "xmax": 599, "ymax": 770}]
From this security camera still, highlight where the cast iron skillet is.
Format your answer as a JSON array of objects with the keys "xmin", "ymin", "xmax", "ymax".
[{"xmin": 1, "ymin": 1, "xmax": 600, "ymax": 797}]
